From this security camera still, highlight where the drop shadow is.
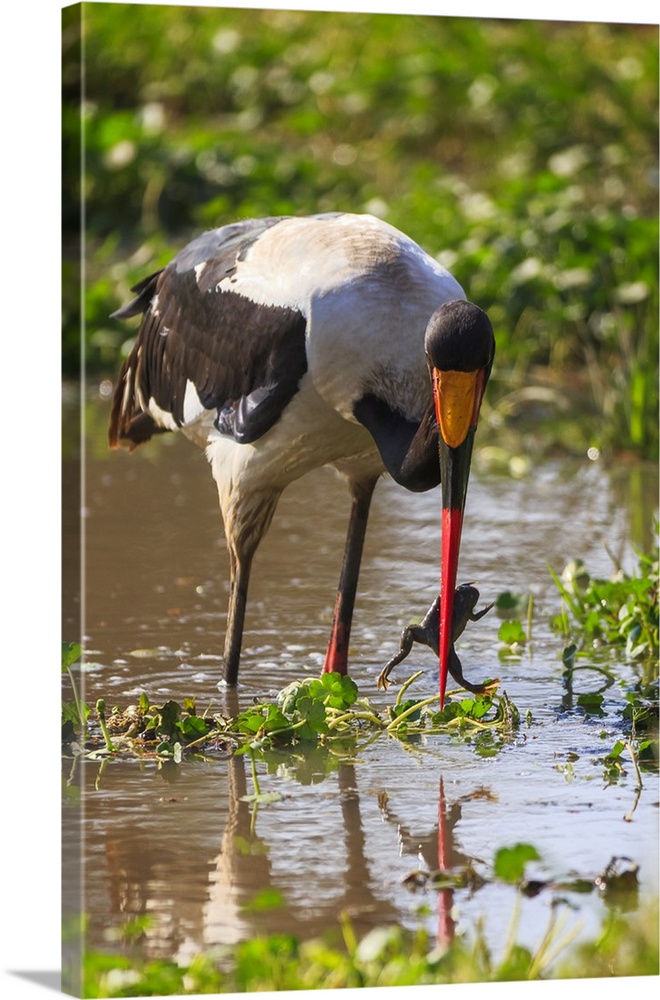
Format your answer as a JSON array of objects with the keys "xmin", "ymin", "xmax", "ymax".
[{"xmin": 9, "ymin": 971, "xmax": 61, "ymax": 993}]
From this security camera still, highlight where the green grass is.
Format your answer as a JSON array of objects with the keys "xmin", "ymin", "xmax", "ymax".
[
  {"xmin": 63, "ymin": 7, "xmax": 659, "ymax": 458},
  {"xmin": 73, "ymin": 898, "xmax": 658, "ymax": 996}
]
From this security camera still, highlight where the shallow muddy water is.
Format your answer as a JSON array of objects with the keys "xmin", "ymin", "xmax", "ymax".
[{"xmin": 63, "ymin": 391, "xmax": 658, "ymax": 973}]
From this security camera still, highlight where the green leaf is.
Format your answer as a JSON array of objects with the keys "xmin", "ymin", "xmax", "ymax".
[
  {"xmin": 495, "ymin": 944, "xmax": 535, "ymax": 980},
  {"xmin": 605, "ymin": 740, "xmax": 625, "ymax": 761},
  {"xmin": 263, "ymin": 704, "xmax": 290, "ymax": 732},
  {"xmin": 236, "ymin": 708, "xmax": 268, "ymax": 735},
  {"xmin": 62, "ymin": 700, "xmax": 90, "ymax": 724},
  {"xmin": 498, "ymin": 620, "xmax": 526, "ymax": 646},
  {"xmin": 314, "ymin": 672, "xmax": 359, "ymax": 709},
  {"xmin": 494, "ymin": 843, "xmax": 541, "ymax": 883},
  {"xmin": 62, "ymin": 642, "xmax": 82, "ymax": 671},
  {"xmin": 177, "ymin": 715, "xmax": 210, "ymax": 741},
  {"xmin": 151, "ymin": 700, "xmax": 183, "ymax": 738},
  {"xmin": 295, "ymin": 696, "xmax": 327, "ymax": 729},
  {"xmin": 433, "ymin": 701, "xmax": 466, "ymax": 723},
  {"xmin": 495, "ymin": 591, "xmax": 524, "ymax": 614},
  {"xmin": 464, "ymin": 695, "xmax": 492, "ymax": 720},
  {"xmin": 391, "ymin": 698, "xmax": 423, "ymax": 722},
  {"xmin": 577, "ymin": 692, "xmax": 604, "ymax": 714}
]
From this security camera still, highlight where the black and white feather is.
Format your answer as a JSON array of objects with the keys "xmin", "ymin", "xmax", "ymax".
[{"xmin": 110, "ymin": 213, "xmax": 463, "ymax": 453}]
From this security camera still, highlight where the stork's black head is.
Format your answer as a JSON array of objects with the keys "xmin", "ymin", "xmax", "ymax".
[{"xmin": 424, "ymin": 299, "xmax": 495, "ymax": 375}]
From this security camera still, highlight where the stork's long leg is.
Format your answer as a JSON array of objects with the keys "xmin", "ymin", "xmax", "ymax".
[
  {"xmin": 222, "ymin": 550, "xmax": 253, "ymax": 686},
  {"xmin": 220, "ymin": 491, "xmax": 281, "ymax": 686},
  {"xmin": 322, "ymin": 475, "xmax": 378, "ymax": 675}
]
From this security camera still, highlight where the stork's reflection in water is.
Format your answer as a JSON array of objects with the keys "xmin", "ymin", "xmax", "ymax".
[{"xmin": 91, "ymin": 750, "xmax": 490, "ymax": 962}]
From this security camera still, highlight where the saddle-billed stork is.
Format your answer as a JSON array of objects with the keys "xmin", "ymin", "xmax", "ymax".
[{"xmin": 108, "ymin": 213, "xmax": 494, "ymax": 704}]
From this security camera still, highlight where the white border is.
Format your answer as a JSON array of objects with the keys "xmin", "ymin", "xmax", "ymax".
[{"xmin": 2, "ymin": 2, "xmax": 656, "ymax": 998}]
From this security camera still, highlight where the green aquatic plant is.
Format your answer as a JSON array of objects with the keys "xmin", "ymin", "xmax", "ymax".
[
  {"xmin": 62, "ymin": 641, "xmax": 89, "ymax": 741},
  {"xmin": 493, "ymin": 843, "xmax": 541, "ymax": 884},
  {"xmin": 61, "ymin": 668, "xmax": 519, "ymax": 763},
  {"xmin": 494, "ymin": 589, "xmax": 534, "ymax": 659},
  {"xmin": 498, "ymin": 619, "xmax": 527, "ymax": 657},
  {"xmin": 94, "ymin": 700, "xmax": 118, "ymax": 754},
  {"xmin": 550, "ymin": 538, "xmax": 659, "ymax": 783},
  {"xmin": 549, "ymin": 539, "xmax": 659, "ymax": 661}
]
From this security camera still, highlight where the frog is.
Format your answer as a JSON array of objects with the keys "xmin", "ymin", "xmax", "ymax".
[{"xmin": 377, "ymin": 583, "xmax": 498, "ymax": 693}]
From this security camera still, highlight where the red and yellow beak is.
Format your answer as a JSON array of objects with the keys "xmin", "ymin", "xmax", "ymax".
[{"xmin": 432, "ymin": 367, "xmax": 487, "ymax": 708}]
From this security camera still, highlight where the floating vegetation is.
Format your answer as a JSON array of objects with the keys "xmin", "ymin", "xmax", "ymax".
[
  {"xmin": 61, "ymin": 653, "xmax": 520, "ymax": 763},
  {"xmin": 402, "ymin": 843, "xmax": 639, "ymax": 907},
  {"xmin": 62, "ymin": 536, "xmax": 660, "ymax": 768}
]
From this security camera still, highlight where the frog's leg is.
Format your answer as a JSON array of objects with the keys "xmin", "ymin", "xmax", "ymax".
[
  {"xmin": 448, "ymin": 648, "xmax": 495, "ymax": 694},
  {"xmin": 377, "ymin": 626, "xmax": 415, "ymax": 690},
  {"xmin": 469, "ymin": 602, "xmax": 494, "ymax": 624}
]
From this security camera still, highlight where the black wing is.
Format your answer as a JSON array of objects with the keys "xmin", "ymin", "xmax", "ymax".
[{"xmin": 109, "ymin": 218, "xmax": 308, "ymax": 449}]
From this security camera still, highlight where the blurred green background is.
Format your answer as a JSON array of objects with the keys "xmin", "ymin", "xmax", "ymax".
[{"xmin": 62, "ymin": 3, "xmax": 659, "ymax": 459}]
